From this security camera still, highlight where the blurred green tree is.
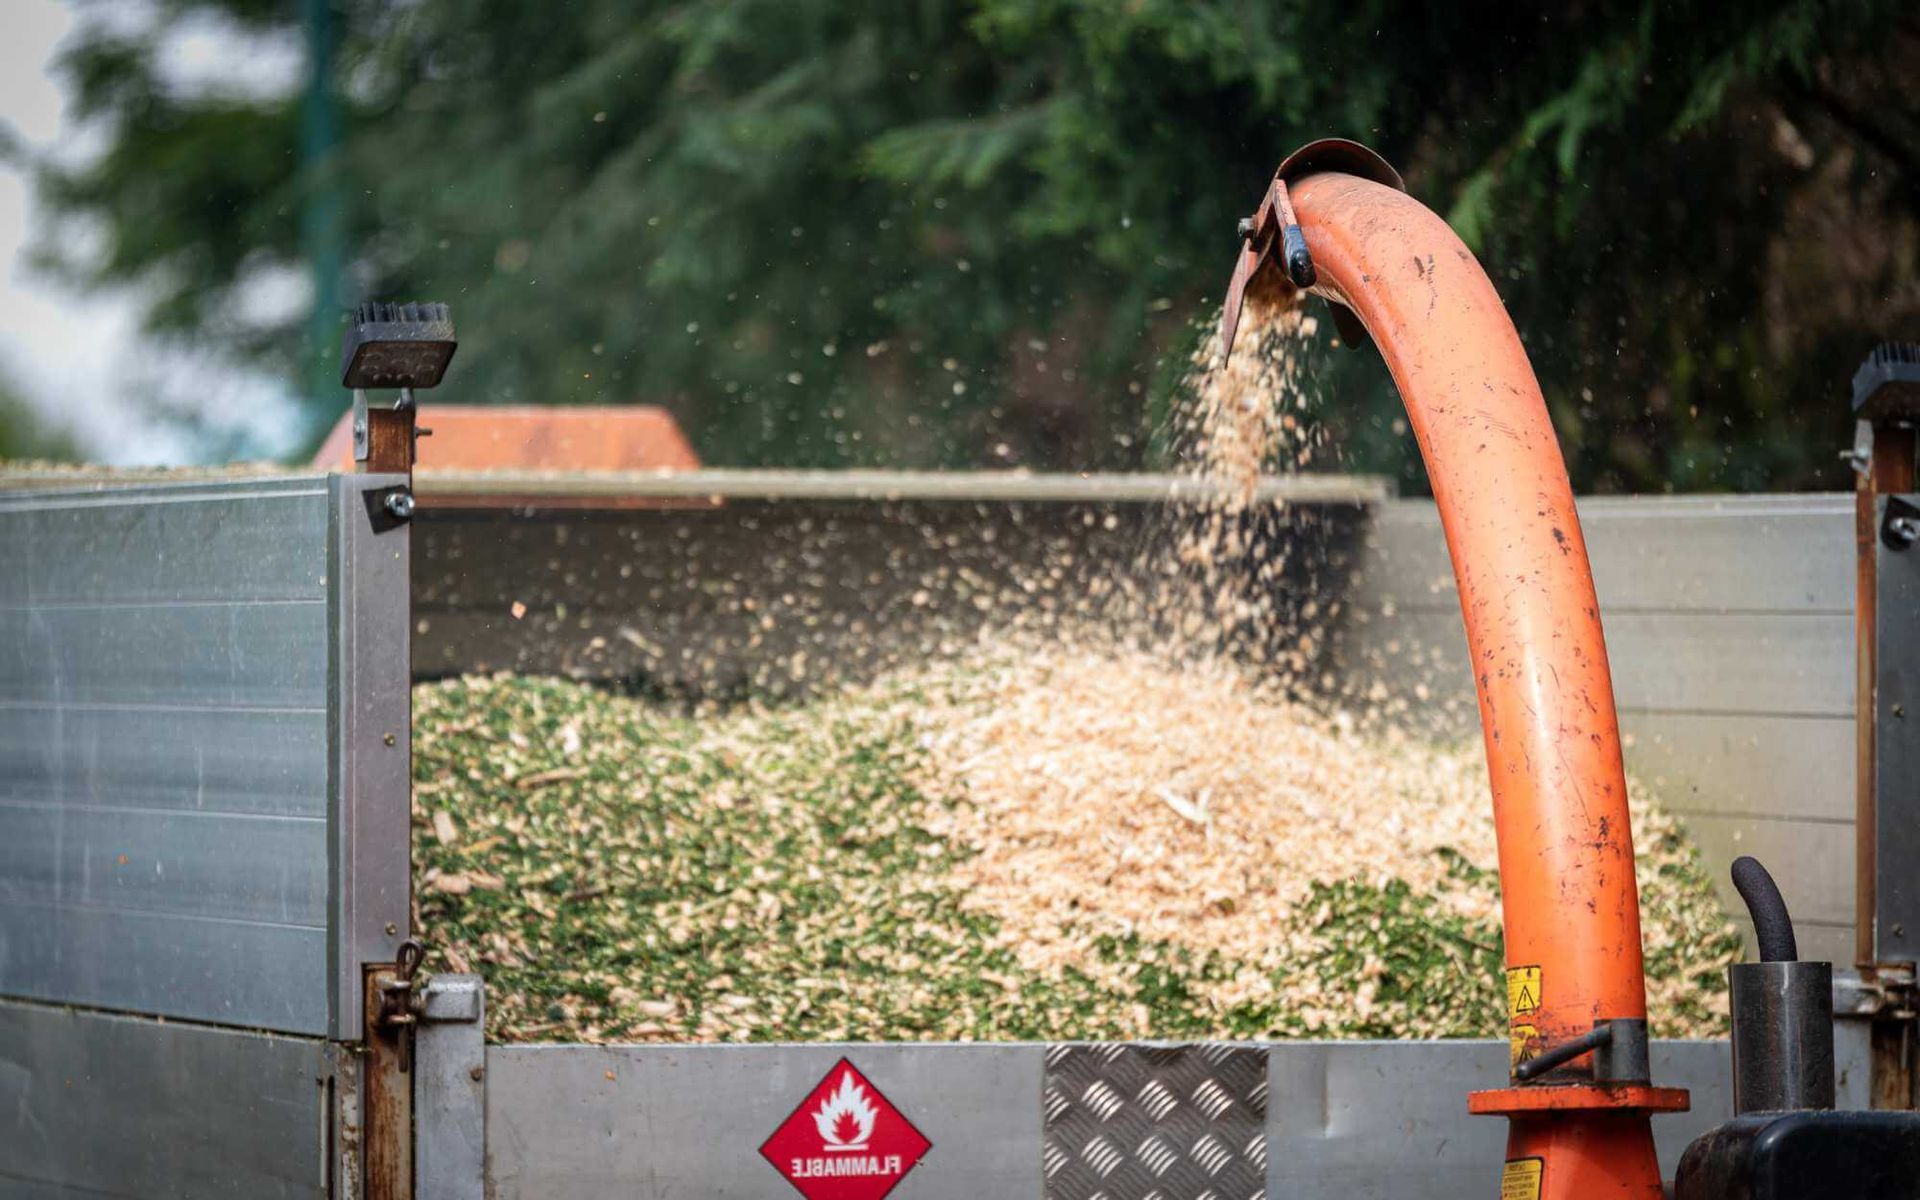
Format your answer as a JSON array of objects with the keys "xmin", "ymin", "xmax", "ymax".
[
  {"xmin": 0, "ymin": 375, "xmax": 77, "ymax": 462},
  {"xmin": 28, "ymin": 0, "xmax": 1918, "ymax": 490}
]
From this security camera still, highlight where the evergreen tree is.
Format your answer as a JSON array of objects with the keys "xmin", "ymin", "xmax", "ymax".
[
  {"xmin": 28, "ymin": 0, "xmax": 1918, "ymax": 490},
  {"xmin": 0, "ymin": 375, "xmax": 78, "ymax": 462}
]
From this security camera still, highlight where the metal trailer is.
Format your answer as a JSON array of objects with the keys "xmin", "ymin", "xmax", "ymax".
[{"xmin": 1, "ymin": 460, "xmax": 1910, "ymax": 1199}]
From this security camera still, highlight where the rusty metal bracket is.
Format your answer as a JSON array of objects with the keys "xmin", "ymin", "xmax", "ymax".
[
  {"xmin": 361, "ymin": 940, "xmax": 425, "ymax": 1200},
  {"xmin": 362, "ymin": 973, "xmax": 412, "ymax": 1199}
]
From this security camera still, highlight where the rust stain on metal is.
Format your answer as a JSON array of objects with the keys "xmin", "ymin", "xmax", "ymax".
[
  {"xmin": 331, "ymin": 1043, "xmax": 364, "ymax": 1200},
  {"xmin": 363, "ymin": 965, "xmax": 414, "ymax": 1200},
  {"xmin": 362, "ymin": 407, "xmax": 418, "ymax": 476}
]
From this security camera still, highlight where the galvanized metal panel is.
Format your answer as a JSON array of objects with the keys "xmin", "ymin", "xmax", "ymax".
[
  {"xmin": 327, "ymin": 473, "xmax": 413, "ymax": 1040},
  {"xmin": 0, "ymin": 476, "xmax": 336, "ymax": 1033},
  {"xmin": 1610, "ymin": 611, "xmax": 1856, "ymax": 718},
  {"xmin": 1267, "ymin": 1039, "xmax": 1731, "ymax": 1198},
  {"xmin": 1354, "ymin": 494, "xmax": 1853, "ymax": 615},
  {"xmin": 0, "ymin": 902, "xmax": 328, "ymax": 1031},
  {"xmin": 0, "ymin": 602, "xmax": 329, "ymax": 707},
  {"xmin": 483, "ymin": 1040, "xmax": 1736, "ymax": 1199},
  {"xmin": 1652, "ymin": 813, "xmax": 1855, "ymax": 930},
  {"xmin": 0, "ymin": 704, "xmax": 327, "ymax": 818},
  {"xmin": 1619, "ymin": 710, "xmax": 1855, "ymax": 963},
  {"xmin": 0, "ymin": 803, "xmax": 326, "ymax": 924},
  {"xmin": 413, "ymin": 467, "xmax": 1389, "ymax": 506},
  {"xmin": 1340, "ymin": 606, "xmax": 1854, "ymax": 720},
  {"xmin": 1342, "ymin": 496, "xmax": 1858, "ymax": 724},
  {"xmin": 0, "ymin": 997, "xmax": 327, "ymax": 1199},
  {"xmin": 485, "ymin": 1042, "xmax": 1046, "ymax": 1200},
  {"xmin": 1337, "ymin": 493, "xmax": 1861, "ymax": 974},
  {"xmin": 0, "ymin": 476, "xmax": 329, "ymax": 605},
  {"xmin": 413, "ymin": 498, "xmax": 1367, "ymax": 691},
  {"xmin": 1619, "ymin": 712, "xmax": 1853, "ymax": 825}
]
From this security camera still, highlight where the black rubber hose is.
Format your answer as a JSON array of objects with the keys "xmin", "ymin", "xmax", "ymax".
[{"xmin": 1731, "ymin": 855, "xmax": 1799, "ymax": 962}]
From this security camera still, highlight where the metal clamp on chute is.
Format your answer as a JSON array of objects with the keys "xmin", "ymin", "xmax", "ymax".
[
  {"xmin": 1219, "ymin": 138, "xmax": 1404, "ymax": 358},
  {"xmin": 1514, "ymin": 1017, "xmax": 1652, "ymax": 1086}
]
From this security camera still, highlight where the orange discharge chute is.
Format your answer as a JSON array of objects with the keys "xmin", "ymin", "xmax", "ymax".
[{"xmin": 1224, "ymin": 145, "xmax": 1687, "ymax": 1198}]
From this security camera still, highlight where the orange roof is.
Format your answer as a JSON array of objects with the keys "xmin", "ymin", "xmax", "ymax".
[{"xmin": 312, "ymin": 404, "xmax": 700, "ymax": 474}]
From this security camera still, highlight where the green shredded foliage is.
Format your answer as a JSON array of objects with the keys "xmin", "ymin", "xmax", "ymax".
[{"xmin": 413, "ymin": 673, "xmax": 1740, "ymax": 1044}]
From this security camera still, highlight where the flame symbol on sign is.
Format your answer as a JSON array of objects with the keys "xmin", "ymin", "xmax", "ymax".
[{"xmin": 813, "ymin": 1069, "xmax": 878, "ymax": 1151}]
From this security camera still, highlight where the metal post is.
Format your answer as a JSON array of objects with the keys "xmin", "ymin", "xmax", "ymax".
[
  {"xmin": 1849, "ymin": 345, "xmax": 1920, "ymax": 1110},
  {"xmin": 327, "ymin": 474, "xmax": 413, "ymax": 1041},
  {"xmin": 301, "ymin": 0, "xmax": 346, "ymax": 429}
]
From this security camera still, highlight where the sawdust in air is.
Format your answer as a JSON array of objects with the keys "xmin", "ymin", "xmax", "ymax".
[{"xmin": 412, "ymin": 292, "xmax": 1741, "ymax": 1044}]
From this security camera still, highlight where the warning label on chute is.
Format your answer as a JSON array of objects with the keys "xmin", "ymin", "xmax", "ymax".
[
  {"xmin": 1506, "ymin": 965, "xmax": 1542, "ymax": 1018},
  {"xmin": 1501, "ymin": 1157, "xmax": 1544, "ymax": 1200},
  {"xmin": 1509, "ymin": 1023, "xmax": 1540, "ymax": 1070}
]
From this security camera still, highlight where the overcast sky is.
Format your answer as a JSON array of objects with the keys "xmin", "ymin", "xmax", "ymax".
[{"xmin": 0, "ymin": 0, "xmax": 305, "ymax": 464}]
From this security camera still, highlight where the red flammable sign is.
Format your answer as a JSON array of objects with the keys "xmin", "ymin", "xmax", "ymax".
[{"xmin": 761, "ymin": 1059, "xmax": 933, "ymax": 1200}]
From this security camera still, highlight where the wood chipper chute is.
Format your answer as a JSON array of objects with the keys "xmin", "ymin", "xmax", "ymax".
[
  {"xmin": 1219, "ymin": 137, "xmax": 1683, "ymax": 1198},
  {"xmin": 1217, "ymin": 139, "xmax": 1920, "ymax": 1198}
]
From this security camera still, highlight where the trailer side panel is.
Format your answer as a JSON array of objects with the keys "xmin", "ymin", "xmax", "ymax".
[
  {"xmin": 0, "ymin": 998, "xmax": 326, "ymax": 1199},
  {"xmin": 0, "ymin": 477, "xmax": 334, "ymax": 1034}
]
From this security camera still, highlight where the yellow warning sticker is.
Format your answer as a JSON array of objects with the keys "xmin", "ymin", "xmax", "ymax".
[
  {"xmin": 1506, "ymin": 965, "xmax": 1542, "ymax": 1019},
  {"xmin": 1509, "ymin": 1023, "xmax": 1540, "ymax": 1070},
  {"xmin": 1501, "ymin": 1157, "xmax": 1544, "ymax": 1200}
]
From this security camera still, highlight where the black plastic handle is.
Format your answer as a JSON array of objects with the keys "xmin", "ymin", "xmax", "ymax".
[
  {"xmin": 1281, "ymin": 225, "xmax": 1316, "ymax": 288},
  {"xmin": 1731, "ymin": 855, "xmax": 1798, "ymax": 963}
]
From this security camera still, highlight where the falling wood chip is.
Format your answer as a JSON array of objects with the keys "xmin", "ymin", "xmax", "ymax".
[
  {"xmin": 1154, "ymin": 786, "xmax": 1209, "ymax": 827},
  {"xmin": 515, "ymin": 767, "xmax": 586, "ymax": 790}
]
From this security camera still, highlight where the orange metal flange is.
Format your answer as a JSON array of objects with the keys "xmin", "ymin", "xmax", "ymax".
[{"xmin": 1225, "ymin": 159, "xmax": 1683, "ymax": 1198}]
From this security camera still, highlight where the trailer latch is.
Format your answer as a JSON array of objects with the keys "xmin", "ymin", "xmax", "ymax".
[{"xmin": 371, "ymin": 938, "xmax": 427, "ymax": 1073}]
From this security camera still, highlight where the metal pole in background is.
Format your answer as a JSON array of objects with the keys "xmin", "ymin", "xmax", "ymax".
[
  {"xmin": 301, "ymin": 0, "xmax": 346, "ymax": 440},
  {"xmin": 1848, "ymin": 344, "xmax": 1920, "ymax": 1111}
]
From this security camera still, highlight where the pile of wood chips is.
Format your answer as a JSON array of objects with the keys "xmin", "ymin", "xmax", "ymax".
[{"xmin": 413, "ymin": 643, "xmax": 1740, "ymax": 1046}]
